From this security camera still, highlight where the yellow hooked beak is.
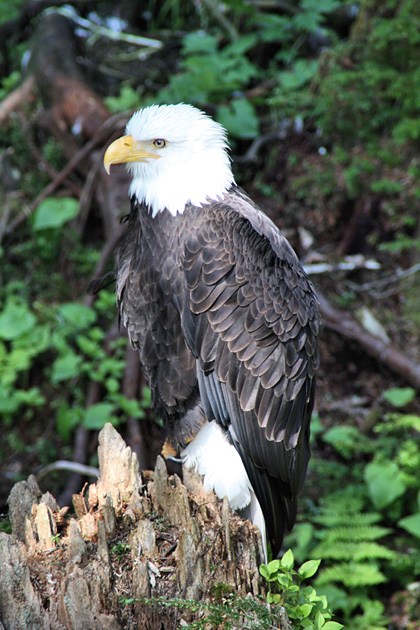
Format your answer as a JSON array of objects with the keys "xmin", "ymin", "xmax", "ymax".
[{"xmin": 103, "ymin": 135, "xmax": 161, "ymax": 174}]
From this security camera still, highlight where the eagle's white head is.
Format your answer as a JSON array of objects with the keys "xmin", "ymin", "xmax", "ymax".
[{"xmin": 104, "ymin": 103, "xmax": 235, "ymax": 216}]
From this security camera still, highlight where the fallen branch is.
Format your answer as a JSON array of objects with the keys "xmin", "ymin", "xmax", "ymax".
[
  {"xmin": 303, "ymin": 256, "xmax": 380, "ymax": 276},
  {"xmin": 0, "ymin": 75, "xmax": 35, "ymax": 124},
  {"xmin": 36, "ymin": 460, "xmax": 99, "ymax": 482},
  {"xmin": 318, "ymin": 290, "xmax": 420, "ymax": 390}
]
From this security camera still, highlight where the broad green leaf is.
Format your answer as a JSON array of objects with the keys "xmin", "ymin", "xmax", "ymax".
[
  {"xmin": 267, "ymin": 592, "xmax": 281, "ymax": 604},
  {"xmin": 57, "ymin": 303, "xmax": 97, "ymax": 330},
  {"xmin": 298, "ymin": 603, "xmax": 313, "ymax": 618},
  {"xmin": 217, "ymin": 99, "xmax": 259, "ymax": 139},
  {"xmin": 279, "ymin": 59, "xmax": 319, "ymax": 90},
  {"xmin": 298, "ymin": 559, "xmax": 321, "ymax": 579},
  {"xmin": 83, "ymin": 402, "xmax": 116, "ymax": 429},
  {"xmin": 261, "ymin": 559, "xmax": 280, "ymax": 578},
  {"xmin": 14, "ymin": 387, "xmax": 45, "ymax": 407},
  {"xmin": 33, "ymin": 197, "xmax": 79, "ymax": 230},
  {"xmin": 398, "ymin": 512, "xmax": 420, "ymax": 538},
  {"xmin": 281, "ymin": 548, "xmax": 294, "ymax": 570},
  {"xmin": 51, "ymin": 353, "xmax": 82, "ymax": 383},
  {"xmin": 259, "ymin": 564, "xmax": 270, "ymax": 580},
  {"xmin": 182, "ymin": 32, "xmax": 218, "ymax": 55},
  {"xmin": 0, "ymin": 300, "xmax": 36, "ymax": 340},
  {"xmin": 0, "ymin": 385, "xmax": 19, "ymax": 414},
  {"xmin": 383, "ymin": 387, "xmax": 416, "ymax": 407},
  {"xmin": 322, "ymin": 623, "xmax": 344, "ymax": 630},
  {"xmin": 301, "ymin": 0, "xmax": 340, "ymax": 12},
  {"xmin": 364, "ymin": 460, "xmax": 406, "ymax": 509},
  {"xmin": 57, "ymin": 403, "xmax": 81, "ymax": 441}
]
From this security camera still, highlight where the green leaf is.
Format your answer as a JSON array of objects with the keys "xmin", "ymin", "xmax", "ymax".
[
  {"xmin": 364, "ymin": 460, "xmax": 406, "ymax": 509},
  {"xmin": 298, "ymin": 603, "xmax": 313, "ymax": 618},
  {"xmin": 0, "ymin": 299, "xmax": 36, "ymax": 340},
  {"xmin": 299, "ymin": 559, "xmax": 321, "ymax": 579},
  {"xmin": 56, "ymin": 402, "xmax": 81, "ymax": 441},
  {"xmin": 83, "ymin": 402, "xmax": 116, "ymax": 430},
  {"xmin": 51, "ymin": 353, "xmax": 83, "ymax": 383},
  {"xmin": 383, "ymin": 387, "xmax": 416, "ymax": 407},
  {"xmin": 302, "ymin": 0, "xmax": 340, "ymax": 12},
  {"xmin": 57, "ymin": 303, "xmax": 97, "ymax": 330},
  {"xmin": 279, "ymin": 59, "xmax": 319, "ymax": 90},
  {"xmin": 0, "ymin": 385, "xmax": 19, "ymax": 414},
  {"xmin": 267, "ymin": 592, "xmax": 281, "ymax": 604},
  {"xmin": 398, "ymin": 512, "xmax": 420, "ymax": 538},
  {"xmin": 265, "ymin": 559, "xmax": 281, "ymax": 576},
  {"xmin": 182, "ymin": 32, "xmax": 219, "ymax": 55},
  {"xmin": 322, "ymin": 623, "xmax": 344, "ymax": 630},
  {"xmin": 259, "ymin": 564, "xmax": 270, "ymax": 580},
  {"xmin": 315, "ymin": 611, "xmax": 325, "ymax": 628},
  {"xmin": 217, "ymin": 99, "xmax": 259, "ymax": 139},
  {"xmin": 281, "ymin": 548, "xmax": 294, "ymax": 570},
  {"xmin": 32, "ymin": 197, "xmax": 79, "ymax": 230}
]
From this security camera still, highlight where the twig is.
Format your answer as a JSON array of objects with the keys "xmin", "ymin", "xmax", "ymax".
[
  {"xmin": 36, "ymin": 460, "xmax": 99, "ymax": 482},
  {"xmin": 318, "ymin": 290, "xmax": 420, "ymax": 391},
  {"xmin": 303, "ymin": 257, "xmax": 381, "ymax": 276},
  {"xmin": 0, "ymin": 193, "xmax": 14, "ymax": 245},
  {"xmin": 84, "ymin": 224, "xmax": 126, "ymax": 308},
  {"xmin": 199, "ymin": 0, "xmax": 239, "ymax": 40},
  {"xmin": 0, "ymin": 75, "xmax": 35, "ymax": 124},
  {"xmin": 234, "ymin": 131, "xmax": 287, "ymax": 164},
  {"xmin": 346, "ymin": 262, "xmax": 420, "ymax": 296},
  {"xmin": 75, "ymin": 156, "xmax": 103, "ymax": 235},
  {"xmin": 54, "ymin": 6, "xmax": 163, "ymax": 49}
]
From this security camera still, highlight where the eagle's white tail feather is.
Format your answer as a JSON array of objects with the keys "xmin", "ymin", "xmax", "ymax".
[{"xmin": 182, "ymin": 420, "xmax": 266, "ymax": 558}]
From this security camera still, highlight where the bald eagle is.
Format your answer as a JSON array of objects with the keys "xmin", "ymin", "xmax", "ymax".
[{"xmin": 102, "ymin": 103, "xmax": 320, "ymax": 558}]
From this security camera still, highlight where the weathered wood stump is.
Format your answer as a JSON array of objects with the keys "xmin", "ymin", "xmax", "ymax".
[{"xmin": 0, "ymin": 424, "xmax": 289, "ymax": 629}]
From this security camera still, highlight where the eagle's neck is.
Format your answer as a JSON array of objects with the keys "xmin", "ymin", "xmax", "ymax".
[{"xmin": 128, "ymin": 149, "xmax": 235, "ymax": 217}]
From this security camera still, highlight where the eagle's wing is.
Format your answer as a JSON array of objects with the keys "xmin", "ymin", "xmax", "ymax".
[
  {"xmin": 180, "ymin": 188, "xmax": 320, "ymax": 556},
  {"xmin": 115, "ymin": 207, "xmax": 203, "ymax": 445}
]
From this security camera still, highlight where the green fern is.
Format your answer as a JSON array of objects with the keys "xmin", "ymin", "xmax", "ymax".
[
  {"xmin": 312, "ymin": 541, "xmax": 395, "ymax": 562},
  {"xmin": 316, "ymin": 563, "xmax": 386, "ymax": 588},
  {"xmin": 316, "ymin": 525, "xmax": 392, "ymax": 543}
]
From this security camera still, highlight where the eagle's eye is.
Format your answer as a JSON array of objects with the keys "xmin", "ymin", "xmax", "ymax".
[{"xmin": 153, "ymin": 139, "xmax": 167, "ymax": 148}]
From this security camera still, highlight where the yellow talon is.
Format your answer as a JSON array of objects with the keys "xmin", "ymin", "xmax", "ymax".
[{"xmin": 161, "ymin": 439, "xmax": 177, "ymax": 459}]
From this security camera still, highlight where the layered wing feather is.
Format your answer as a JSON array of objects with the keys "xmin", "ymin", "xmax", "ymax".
[
  {"xmin": 179, "ymin": 188, "xmax": 319, "ymax": 556},
  {"xmin": 115, "ymin": 207, "xmax": 203, "ymax": 444}
]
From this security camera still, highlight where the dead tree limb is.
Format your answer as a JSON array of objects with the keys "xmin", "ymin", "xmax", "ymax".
[
  {"xmin": 0, "ymin": 75, "xmax": 35, "ymax": 124},
  {"xmin": 318, "ymin": 290, "xmax": 420, "ymax": 390}
]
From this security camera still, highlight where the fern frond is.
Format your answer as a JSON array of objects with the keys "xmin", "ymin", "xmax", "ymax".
[
  {"xmin": 314, "ymin": 510, "xmax": 382, "ymax": 528},
  {"xmin": 316, "ymin": 525, "xmax": 391, "ymax": 543},
  {"xmin": 316, "ymin": 562, "xmax": 386, "ymax": 587},
  {"xmin": 312, "ymin": 541, "xmax": 396, "ymax": 561}
]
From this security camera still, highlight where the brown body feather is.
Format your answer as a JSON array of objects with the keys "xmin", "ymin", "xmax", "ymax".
[{"xmin": 116, "ymin": 185, "xmax": 320, "ymax": 557}]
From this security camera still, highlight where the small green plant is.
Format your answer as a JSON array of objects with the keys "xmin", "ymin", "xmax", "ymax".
[
  {"xmin": 141, "ymin": 593, "xmax": 293, "ymax": 629},
  {"xmin": 260, "ymin": 549, "xmax": 341, "ymax": 630},
  {"xmin": 111, "ymin": 542, "xmax": 130, "ymax": 558}
]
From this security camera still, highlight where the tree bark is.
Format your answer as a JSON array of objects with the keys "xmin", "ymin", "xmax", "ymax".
[{"xmin": 0, "ymin": 425, "xmax": 285, "ymax": 630}]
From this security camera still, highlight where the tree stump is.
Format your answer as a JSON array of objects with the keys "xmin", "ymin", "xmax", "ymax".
[{"xmin": 0, "ymin": 424, "xmax": 289, "ymax": 629}]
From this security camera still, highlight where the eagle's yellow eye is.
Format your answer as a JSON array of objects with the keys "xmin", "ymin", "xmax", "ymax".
[{"xmin": 153, "ymin": 139, "xmax": 167, "ymax": 148}]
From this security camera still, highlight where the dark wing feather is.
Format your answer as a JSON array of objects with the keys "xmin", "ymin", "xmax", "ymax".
[
  {"xmin": 180, "ymin": 188, "xmax": 319, "ymax": 557},
  {"xmin": 115, "ymin": 204, "xmax": 204, "ymax": 445}
]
